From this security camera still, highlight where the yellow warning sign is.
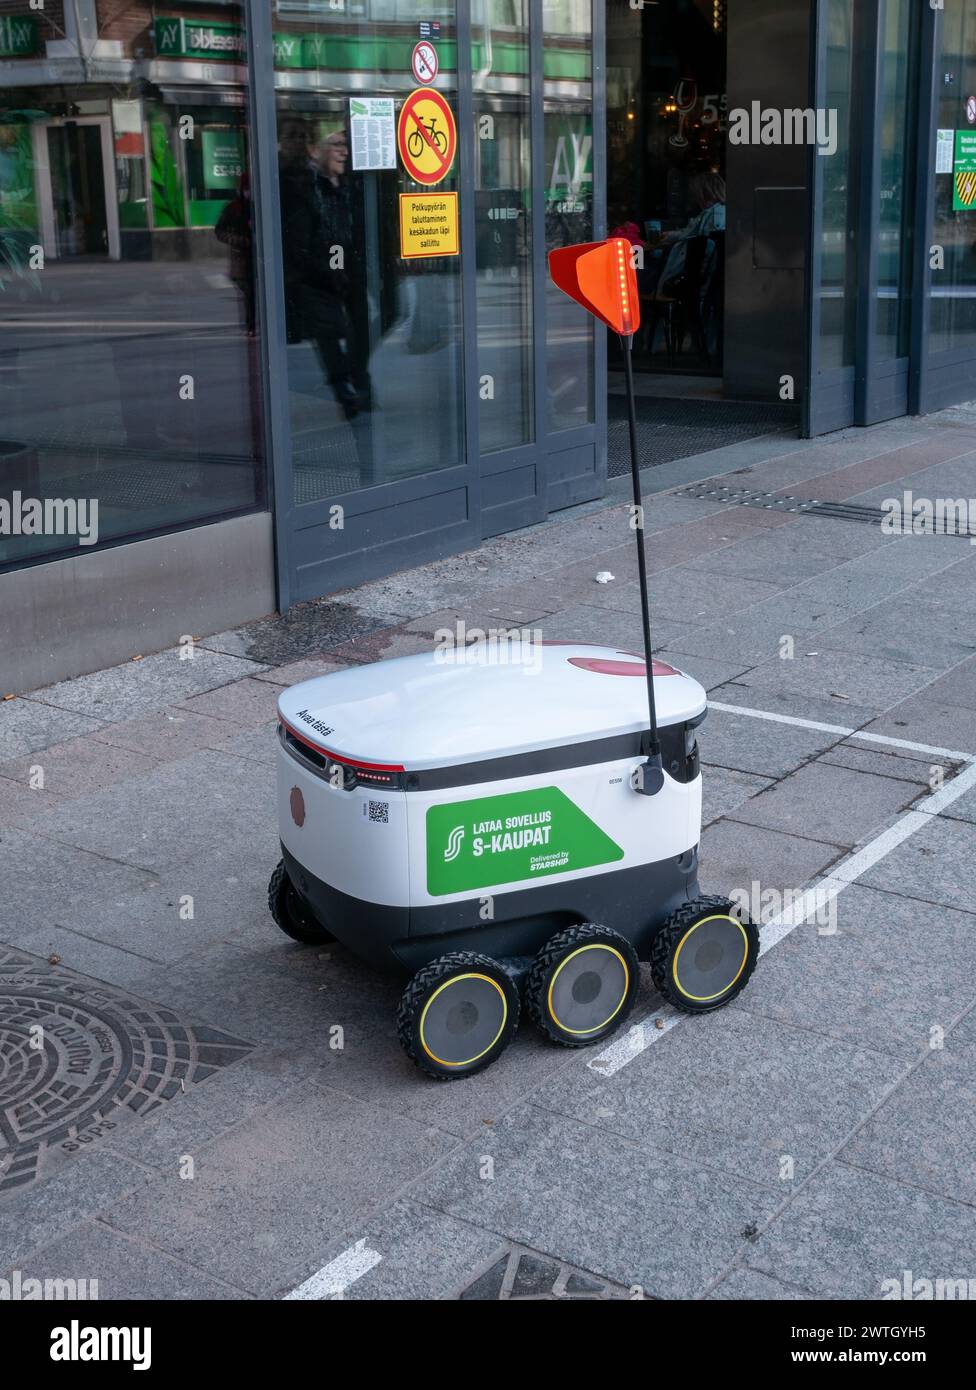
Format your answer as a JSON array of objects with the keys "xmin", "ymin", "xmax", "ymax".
[
  {"xmin": 399, "ymin": 192, "xmax": 459, "ymax": 259},
  {"xmin": 955, "ymin": 171, "xmax": 976, "ymax": 209}
]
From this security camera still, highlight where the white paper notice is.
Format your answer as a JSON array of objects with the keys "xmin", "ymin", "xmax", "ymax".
[
  {"xmin": 349, "ymin": 98, "xmax": 396, "ymax": 171},
  {"xmin": 937, "ymin": 129, "xmax": 954, "ymax": 175}
]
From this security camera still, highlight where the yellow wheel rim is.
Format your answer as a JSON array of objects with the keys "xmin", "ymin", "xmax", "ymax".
[
  {"xmin": 672, "ymin": 915, "xmax": 749, "ymax": 1003},
  {"xmin": 419, "ymin": 972, "xmax": 508, "ymax": 1068},
  {"xmin": 548, "ymin": 943, "xmax": 630, "ymax": 1036}
]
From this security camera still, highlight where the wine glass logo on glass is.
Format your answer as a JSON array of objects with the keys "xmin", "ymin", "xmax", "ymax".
[{"xmin": 670, "ymin": 78, "xmax": 698, "ymax": 149}]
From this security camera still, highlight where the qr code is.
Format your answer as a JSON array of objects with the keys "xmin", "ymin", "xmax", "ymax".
[{"xmin": 367, "ymin": 800, "xmax": 389, "ymax": 824}]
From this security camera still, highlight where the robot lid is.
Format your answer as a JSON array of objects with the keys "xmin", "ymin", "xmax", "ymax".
[{"xmin": 277, "ymin": 641, "xmax": 706, "ymax": 773}]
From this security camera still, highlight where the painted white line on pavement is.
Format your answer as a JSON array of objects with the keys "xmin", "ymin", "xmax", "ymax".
[
  {"xmin": 709, "ymin": 700, "xmax": 855, "ymax": 739},
  {"xmin": 588, "ymin": 725, "xmax": 976, "ymax": 1077},
  {"xmin": 915, "ymin": 755, "xmax": 976, "ymax": 815},
  {"xmin": 586, "ymin": 1008, "xmax": 685, "ymax": 1075},
  {"xmin": 708, "ymin": 699, "xmax": 973, "ymax": 764},
  {"xmin": 754, "ymin": 878, "xmax": 847, "ymax": 954},
  {"xmin": 851, "ymin": 730, "xmax": 974, "ymax": 762},
  {"xmin": 284, "ymin": 1239, "xmax": 382, "ymax": 1300}
]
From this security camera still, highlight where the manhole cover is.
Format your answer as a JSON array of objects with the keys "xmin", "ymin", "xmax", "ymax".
[
  {"xmin": 459, "ymin": 1248, "xmax": 637, "ymax": 1300},
  {"xmin": 0, "ymin": 948, "xmax": 253, "ymax": 1196}
]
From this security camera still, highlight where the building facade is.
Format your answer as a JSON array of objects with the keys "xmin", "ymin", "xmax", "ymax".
[{"xmin": 1, "ymin": 0, "xmax": 974, "ymax": 692}]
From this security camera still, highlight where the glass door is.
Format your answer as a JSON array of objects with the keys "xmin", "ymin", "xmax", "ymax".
[
  {"xmin": 273, "ymin": 5, "xmax": 464, "ymax": 502},
  {"xmin": 46, "ymin": 122, "xmax": 110, "ymax": 258},
  {"xmin": 250, "ymin": 0, "xmax": 602, "ymax": 607},
  {"xmin": 912, "ymin": 0, "xmax": 976, "ymax": 413},
  {"xmin": 257, "ymin": 0, "xmax": 476, "ymax": 603},
  {"xmin": 540, "ymin": 0, "xmax": 603, "ymax": 511},
  {"xmin": 806, "ymin": 0, "xmax": 858, "ymax": 434},
  {"xmin": 857, "ymin": 0, "xmax": 919, "ymax": 423},
  {"xmin": 806, "ymin": 0, "xmax": 921, "ymax": 433},
  {"xmin": 473, "ymin": 0, "xmax": 539, "ymax": 535}
]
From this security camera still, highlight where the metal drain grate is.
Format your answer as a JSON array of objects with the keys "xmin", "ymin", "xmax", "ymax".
[{"xmin": 677, "ymin": 481, "xmax": 976, "ymax": 537}]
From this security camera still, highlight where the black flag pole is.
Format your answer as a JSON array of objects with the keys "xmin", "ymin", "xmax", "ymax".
[
  {"xmin": 621, "ymin": 333, "xmax": 664, "ymax": 796},
  {"xmin": 548, "ymin": 236, "xmax": 666, "ymax": 795}
]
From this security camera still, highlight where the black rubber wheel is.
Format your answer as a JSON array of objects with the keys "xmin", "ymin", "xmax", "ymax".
[
  {"xmin": 268, "ymin": 860, "xmax": 334, "ymax": 945},
  {"xmin": 526, "ymin": 923, "xmax": 639, "ymax": 1047},
  {"xmin": 650, "ymin": 896, "xmax": 759, "ymax": 1014},
  {"xmin": 397, "ymin": 952, "xmax": 520, "ymax": 1081}
]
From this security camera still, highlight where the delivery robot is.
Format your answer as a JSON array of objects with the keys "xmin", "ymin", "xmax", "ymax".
[{"xmin": 268, "ymin": 239, "xmax": 759, "ymax": 1079}]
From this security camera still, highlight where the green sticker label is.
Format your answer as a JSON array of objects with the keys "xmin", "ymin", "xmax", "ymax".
[{"xmin": 426, "ymin": 786, "xmax": 623, "ymax": 896}]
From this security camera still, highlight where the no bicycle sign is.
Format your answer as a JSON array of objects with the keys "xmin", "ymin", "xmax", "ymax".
[{"xmin": 397, "ymin": 87, "xmax": 456, "ymax": 186}]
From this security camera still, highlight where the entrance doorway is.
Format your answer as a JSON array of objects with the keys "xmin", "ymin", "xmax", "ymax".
[
  {"xmin": 607, "ymin": 0, "xmax": 726, "ymax": 386},
  {"xmin": 39, "ymin": 118, "xmax": 119, "ymax": 260},
  {"xmin": 604, "ymin": 0, "xmax": 795, "ymax": 475}
]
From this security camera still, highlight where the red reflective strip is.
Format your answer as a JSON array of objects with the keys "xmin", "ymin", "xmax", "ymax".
[
  {"xmin": 279, "ymin": 717, "xmax": 405, "ymax": 773},
  {"xmin": 567, "ymin": 657, "xmax": 679, "ymax": 677},
  {"xmin": 541, "ymin": 643, "xmax": 679, "ymax": 676}
]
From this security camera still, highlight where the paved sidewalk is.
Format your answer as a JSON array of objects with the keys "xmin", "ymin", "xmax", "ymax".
[{"xmin": 3, "ymin": 406, "xmax": 976, "ymax": 1299}]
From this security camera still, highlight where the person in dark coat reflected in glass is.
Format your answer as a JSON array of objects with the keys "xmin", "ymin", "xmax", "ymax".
[{"xmin": 278, "ymin": 121, "xmax": 374, "ymax": 483}]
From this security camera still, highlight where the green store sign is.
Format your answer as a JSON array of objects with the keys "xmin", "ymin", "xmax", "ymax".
[
  {"xmin": 953, "ymin": 129, "xmax": 976, "ymax": 212},
  {"xmin": 426, "ymin": 787, "xmax": 623, "ymax": 897},
  {"xmin": 0, "ymin": 15, "xmax": 39, "ymax": 57},
  {"xmin": 153, "ymin": 20, "xmax": 586, "ymax": 79},
  {"xmin": 155, "ymin": 19, "xmax": 246, "ymax": 62},
  {"xmin": 201, "ymin": 129, "xmax": 244, "ymax": 190}
]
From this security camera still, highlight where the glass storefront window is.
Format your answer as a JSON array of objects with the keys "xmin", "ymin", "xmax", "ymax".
[
  {"xmin": 819, "ymin": 0, "xmax": 857, "ymax": 371},
  {"xmin": 473, "ymin": 0, "xmax": 533, "ymax": 454},
  {"xmin": 930, "ymin": 0, "xmax": 976, "ymax": 355},
  {"xmin": 272, "ymin": 0, "xmax": 463, "ymax": 503},
  {"xmin": 0, "ymin": 2, "xmax": 264, "ymax": 571},
  {"xmin": 876, "ymin": 0, "xmax": 917, "ymax": 363},
  {"xmin": 544, "ymin": 0, "xmax": 594, "ymax": 433}
]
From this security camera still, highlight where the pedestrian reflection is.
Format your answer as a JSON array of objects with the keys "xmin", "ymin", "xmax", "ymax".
[
  {"xmin": 278, "ymin": 120, "xmax": 373, "ymax": 480},
  {"xmin": 215, "ymin": 171, "xmax": 256, "ymax": 335}
]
